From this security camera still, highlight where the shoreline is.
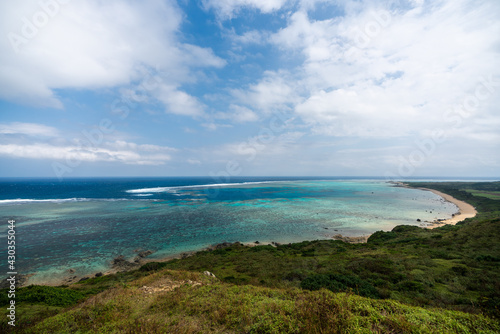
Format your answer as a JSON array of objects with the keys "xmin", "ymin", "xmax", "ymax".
[
  {"xmin": 17, "ymin": 184, "xmax": 478, "ymax": 287},
  {"xmin": 391, "ymin": 182, "xmax": 477, "ymax": 228},
  {"xmin": 418, "ymin": 188, "xmax": 477, "ymax": 228}
]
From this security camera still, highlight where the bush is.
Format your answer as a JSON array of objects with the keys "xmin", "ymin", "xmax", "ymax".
[
  {"xmin": 392, "ymin": 225, "xmax": 421, "ymax": 233},
  {"xmin": 301, "ymin": 274, "xmax": 380, "ymax": 299},
  {"xmin": 367, "ymin": 231, "xmax": 397, "ymax": 243},
  {"xmin": 398, "ymin": 281, "xmax": 425, "ymax": 293},
  {"xmin": 475, "ymin": 255, "xmax": 500, "ymax": 262},
  {"xmin": 250, "ymin": 245, "xmax": 277, "ymax": 253},
  {"xmin": 139, "ymin": 262, "xmax": 167, "ymax": 272},
  {"xmin": 284, "ymin": 270, "xmax": 307, "ymax": 281},
  {"xmin": 451, "ymin": 265, "xmax": 468, "ymax": 276},
  {"xmin": 14, "ymin": 285, "xmax": 86, "ymax": 307}
]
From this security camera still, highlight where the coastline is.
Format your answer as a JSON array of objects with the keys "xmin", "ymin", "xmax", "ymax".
[
  {"xmin": 391, "ymin": 182, "xmax": 477, "ymax": 228},
  {"xmin": 17, "ymin": 184, "xmax": 478, "ymax": 287},
  {"xmin": 419, "ymin": 188, "xmax": 477, "ymax": 228}
]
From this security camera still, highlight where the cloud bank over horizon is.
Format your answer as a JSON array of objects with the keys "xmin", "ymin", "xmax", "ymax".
[{"xmin": 1, "ymin": 0, "xmax": 499, "ymax": 178}]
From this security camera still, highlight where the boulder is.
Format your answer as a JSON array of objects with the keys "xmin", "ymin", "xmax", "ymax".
[
  {"xmin": 137, "ymin": 250, "xmax": 154, "ymax": 258},
  {"xmin": 203, "ymin": 271, "xmax": 216, "ymax": 278}
]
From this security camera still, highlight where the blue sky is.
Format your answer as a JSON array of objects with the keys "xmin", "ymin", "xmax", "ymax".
[{"xmin": 0, "ymin": 0, "xmax": 499, "ymax": 179}]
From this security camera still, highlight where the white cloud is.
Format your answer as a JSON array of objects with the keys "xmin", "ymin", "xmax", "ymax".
[
  {"xmin": 230, "ymin": 105, "xmax": 260, "ymax": 122},
  {"xmin": 0, "ymin": 140, "xmax": 175, "ymax": 166},
  {"xmin": 232, "ymin": 71, "xmax": 299, "ymax": 113},
  {"xmin": 265, "ymin": 0, "xmax": 500, "ymax": 139},
  {"xmin": 156, "ymin": 84, "xmax": 206, "ymax": 117},
  {"xmin": 201, "ymin": 0, "xmax": 500, "ymax": 176},
  {"xmin": 203, "ymin": 0, "xmax": 288, "ymax": 19},
  {"xmin": 228, "ymin": 29, "xmax": 270, "ymax": 45},
  {"xmin": 221, "ymin": 131, "xmax": 305, "ymax": 160},
  {"xmin": 0, "ymin": 0, "xmax": 224, "ymax": 112},
  {"xmin": 214, "ymin": 105, "xmax": 259, "ymax": 123},
  {"xmin": 0, "ymin": 122, "xmax": 59, "ymax": 137}
]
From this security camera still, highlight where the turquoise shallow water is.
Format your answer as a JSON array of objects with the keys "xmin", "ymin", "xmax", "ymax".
[{"xmin": 0, "ymin": 178, "xmax": 458, "ymax": 284}]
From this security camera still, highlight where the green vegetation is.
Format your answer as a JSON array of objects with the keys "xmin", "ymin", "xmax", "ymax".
[
  {"xmin": 464, "ymin": 189, "xmax": 500, "ymax": 200},
  {"xmin": 1, "ymin": 181, "xmax": 499, "ymax": 333},
  {"xmin": 9, "ymin": 270, "xmax": 500, "ymax": 334}
]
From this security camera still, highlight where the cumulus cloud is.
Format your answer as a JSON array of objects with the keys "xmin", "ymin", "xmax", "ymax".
[
  {"xmin": 156, "ymin": 84, "xmax": 206, "ymax": 117},
  {"xmin": 0, "ymin": 0, "xmax": 224, "ymax": 113},
  {"xmin": 232, "ymin": 71, "xmax": 300, "ymax": 113},
  {"xmin": 212, "ymin": 0, "xmax": 499, "ymax": 175},
  {"xmin": 262, "ymin": 0, "xmax": 500, "ymax": 139}
]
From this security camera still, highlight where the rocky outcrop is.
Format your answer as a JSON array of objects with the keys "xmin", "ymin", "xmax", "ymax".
[
  {"xmin": 332, "ymin": 234, "xmax": 369, "ymax": 244},
  {"xmin": 206, "ymin": 241, "xmax": 241, "ymax": 251},
  {"xmin": 112, "ymin": 255, "xmax": 137, "ymax": 271},
  {"xmin": 203, "ymin": 271, "xmax": 216, "ymax": 278},
  {"xmin": 133, "ymin": 250, "xmax": 154, "ymax": 263}
]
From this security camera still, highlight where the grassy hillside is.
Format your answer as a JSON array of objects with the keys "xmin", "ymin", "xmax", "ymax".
[
  {"xmin": 11, "ymin": 270, "xmax": 500, "ymax": 334},
  {"xmin": 2, "ymin": 181, "xmax": 499, "ymax": 333}
]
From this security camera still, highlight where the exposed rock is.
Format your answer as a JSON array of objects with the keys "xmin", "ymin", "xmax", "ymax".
[
  {"xmin": 112, "ymin": 255, "xmax": 137, "ymax": 271},
  {"xmin": 207, "ymin": 241, "xmax": 240, "ymax": 251},
  {"xmin": 417, "ymin": 219, "xmax": 421, "ymax": 222},
  {"xmin": 79, "ymin": 277, "xmax": 89, "ymax": 282},
  {"xmin": 134, "ymin": 250, "xmax": 155, "ymax": 263},
  {"xmin": 203, "ymin": 271, "xmax": 216, "ymax": 278},
  {"xmin": 0, "ymin": 274, "xmax": 32, "ymax": 289},
  {"xmin": 139, "ymin": 279, "xmax": 202, "ymax": 294},
  {"xmin": 95, "ymin": 272, "xmax": 103, "ymax": 277},
  {"xmin": 137, "ymin": 250, "xmax": 154, "ymax": 258},
  {"xmin": 113, "ymin": 255, "xmax": 126, "ymax": 265},
  {"xmin": 332, "ymin": 234, "xmax": 369, "ymax": 244}
]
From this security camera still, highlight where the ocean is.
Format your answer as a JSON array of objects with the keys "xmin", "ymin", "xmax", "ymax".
[{"xmin": 0, "ymin": 177, "xmax": 460, "ymax": 285}]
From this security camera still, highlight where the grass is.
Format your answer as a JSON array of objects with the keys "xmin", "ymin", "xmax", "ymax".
[
  {"xmin": 464, "ymin": 189, "xmax": 500, "ymax": 200},
  {"xmin": 10, "ymin": 269, "xmax": 500, "ymax": 334},
  {"xmin": 1, "ymin": 181, "xmax": 499, "ymax": 333}
]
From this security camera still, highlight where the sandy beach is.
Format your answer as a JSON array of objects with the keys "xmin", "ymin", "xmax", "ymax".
[{"xmin": 420, "ymin": 188, "xmax": 477, "ymax": 228}]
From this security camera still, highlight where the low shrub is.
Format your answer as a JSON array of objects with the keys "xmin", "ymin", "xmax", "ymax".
[
  {"xmin": 139, "ymin": 262, "xmax": 168, "ymax": 272},
  {"xmin": 14, "ymin": 285, "xmax": 86, "ymax": 307},
  {"xmin": 398, "ymin": 281, "xmax": 425, "ymax": 293},
  {"xmin": 367, "ymin": 231, "xmax": 397, "ymax": 243},
  {"xmin": 300, "ymin": 274, "xmax": 380, "ymax": 299}
]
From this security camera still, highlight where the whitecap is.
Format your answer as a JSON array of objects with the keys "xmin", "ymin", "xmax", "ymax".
[
  {"xmin": 0, "ymin": 198, "xmax": 87, "ymax": 204},
  {"xmin": 125, "ymin": 181, "xmax": 281, "ymax": 194}
]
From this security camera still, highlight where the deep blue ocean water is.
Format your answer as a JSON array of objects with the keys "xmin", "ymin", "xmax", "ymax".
[{"xmin": 0, "ymin": 177, "xmax": 466, "ymax": 284}]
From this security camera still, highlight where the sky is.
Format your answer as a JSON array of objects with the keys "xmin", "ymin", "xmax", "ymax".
[{"xmin": 0, "ymin": 0, "xmax": 499, "ymax": 179}]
